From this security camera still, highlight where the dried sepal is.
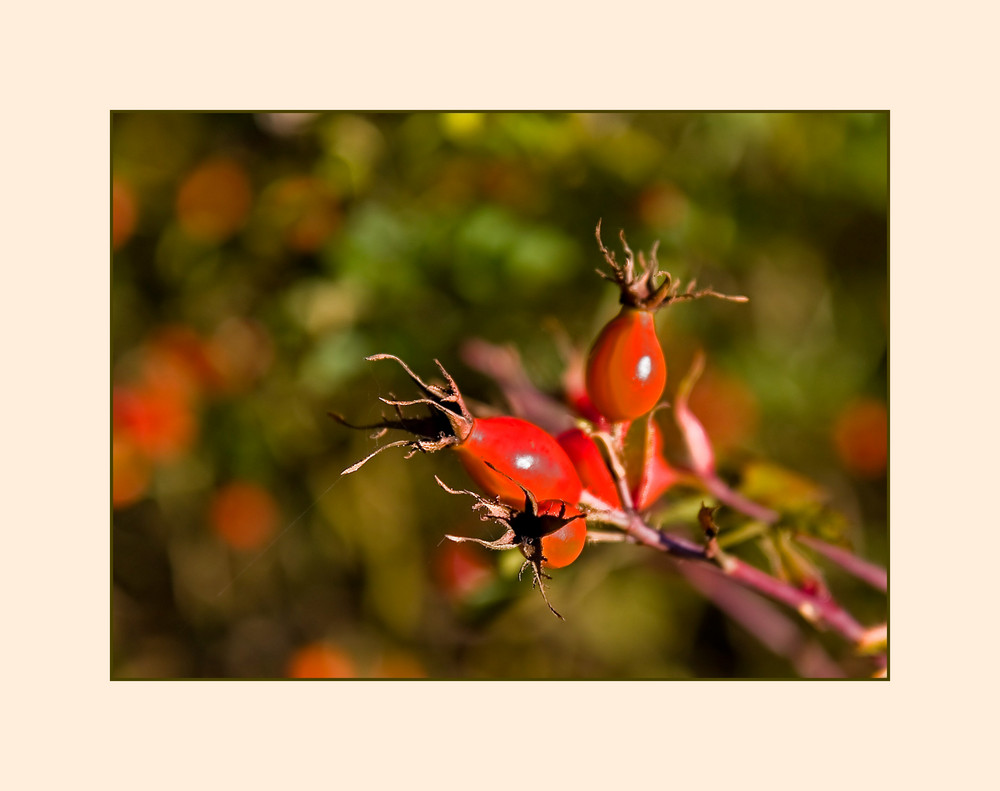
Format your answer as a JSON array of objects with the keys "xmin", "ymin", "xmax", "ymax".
[
  {"xmin": 443, "ymin": 529, "xmax": 519, "ymax": 552},
  {"xmin": 339, "ymin": 439, "xmax": 420, "ymax": 475},
  {"xmin": 434, "ymin": 475, "xmax": 515, "ymax": 524},
  {"xmin": 518, "ymin": 547, "xmax": 564, "ymax": 620},
  {"xmin": 366, "ymin": 354, "xmax": 474, "ymax": 439},
  {"xmin": 331, "ymin": 355, "xmax": 477, "ymax": 475},
  {"xmin": 435, "ymin": 464, "xmax": 578, "ymax": 620},
  {"xmin": 594, "ymin": 220, "xmax": 747, "ymax": 311},
  {"xmin": 437, "ymin": 477, "xmax": 522, "ymax": 564}
]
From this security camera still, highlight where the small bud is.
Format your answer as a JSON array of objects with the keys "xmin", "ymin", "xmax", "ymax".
[{"xmin": 697, "ymin": 503, "xmax": 721, "ymax": 538}]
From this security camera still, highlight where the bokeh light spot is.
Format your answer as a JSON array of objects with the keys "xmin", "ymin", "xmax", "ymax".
[
  {"xmin": 112, "ymin": 177, "xmax": 138, "ymax": 250},
  {"xmin": 112, "ymin": 436, "xmax": 151, "ymax": 508},
  {"xmin": 285, "ymin": 641, "xmax": 355, "ymax": 678},
  {"xmin": 833, "ymin": 398, "xmax": 888, "ymax": 478},
  {"xmin": 433, "ymin": 541, "xmax": 493, "ymax": 600},
  {"xmin": 209, "ymin": 482, "xmax": 280, "ymax": 551},
  {"xmin": 113, "ymin": 383, "xmax": 196, "ymax": 462},
  {"xmin": 176, "ymin": 158, "xmax": 252, "ymax": 244}
]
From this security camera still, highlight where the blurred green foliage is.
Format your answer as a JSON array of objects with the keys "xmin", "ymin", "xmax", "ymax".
[{"xmin": 112, "ymin": 112, "xmax": 887, "ymax": 678}]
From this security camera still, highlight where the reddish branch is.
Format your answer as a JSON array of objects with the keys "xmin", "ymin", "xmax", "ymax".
[
  {"xmin": 694, "ymin": 469, "xmax": 888, "ymax": 596},
  {"xmin": 699, "ymin": 473, "xmax": 780, "ymax": 525},
  {"xmin": 417, "ymin": 334, "xmax": 885, "ymax": 669},
  {"xmin": 677, "ymin": 562, "xmax": 846, "ymax": 678},
  {"xmin": 582, "ymin": 497, "xmax": 869, "ymax": 646},
  {"xmin": 796, "ymin": 534, "xmax": 888, "ymax": 593}
]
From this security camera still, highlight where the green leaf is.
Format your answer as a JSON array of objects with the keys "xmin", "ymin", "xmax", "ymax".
[
  {"xmin": 717, "ymin": 520, "xmax": 769, "ymax": 549},
  {"xmin": 739, "ymin": 460, "xmax": 826, "ymax": 510}
]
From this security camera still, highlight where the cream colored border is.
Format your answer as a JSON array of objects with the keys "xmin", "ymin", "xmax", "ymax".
[{"xmin": 8, "ymin": 0, "xmax": 997, "ymax": 786}]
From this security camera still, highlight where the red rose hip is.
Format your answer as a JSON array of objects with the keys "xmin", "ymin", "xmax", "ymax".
[
  {"xmin": 536, "ymin": 502, "xmax": 587, "ymax": 568},
  {"xmin": 584, "ymin": 222, "xmax": 746, "ymax": 424},
  {"xmin": 454, "ymin": 416, "xmax": 583, "ymax": 507},
  {"xmin": 585, "ymin": 307, "xmax": 666, "ymax": 423},
  {"xmin": 334, "ymin": 355, "xmax": 582, "ymax": 508},
  {"xmin": 556, "ymin": 427, "xmax": 621, "ymax": 508}
]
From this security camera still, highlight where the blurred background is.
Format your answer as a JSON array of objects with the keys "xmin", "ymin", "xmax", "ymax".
[{"xmin": 112, "ymin": 111, "xmax": 887, "ymax": 678}]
